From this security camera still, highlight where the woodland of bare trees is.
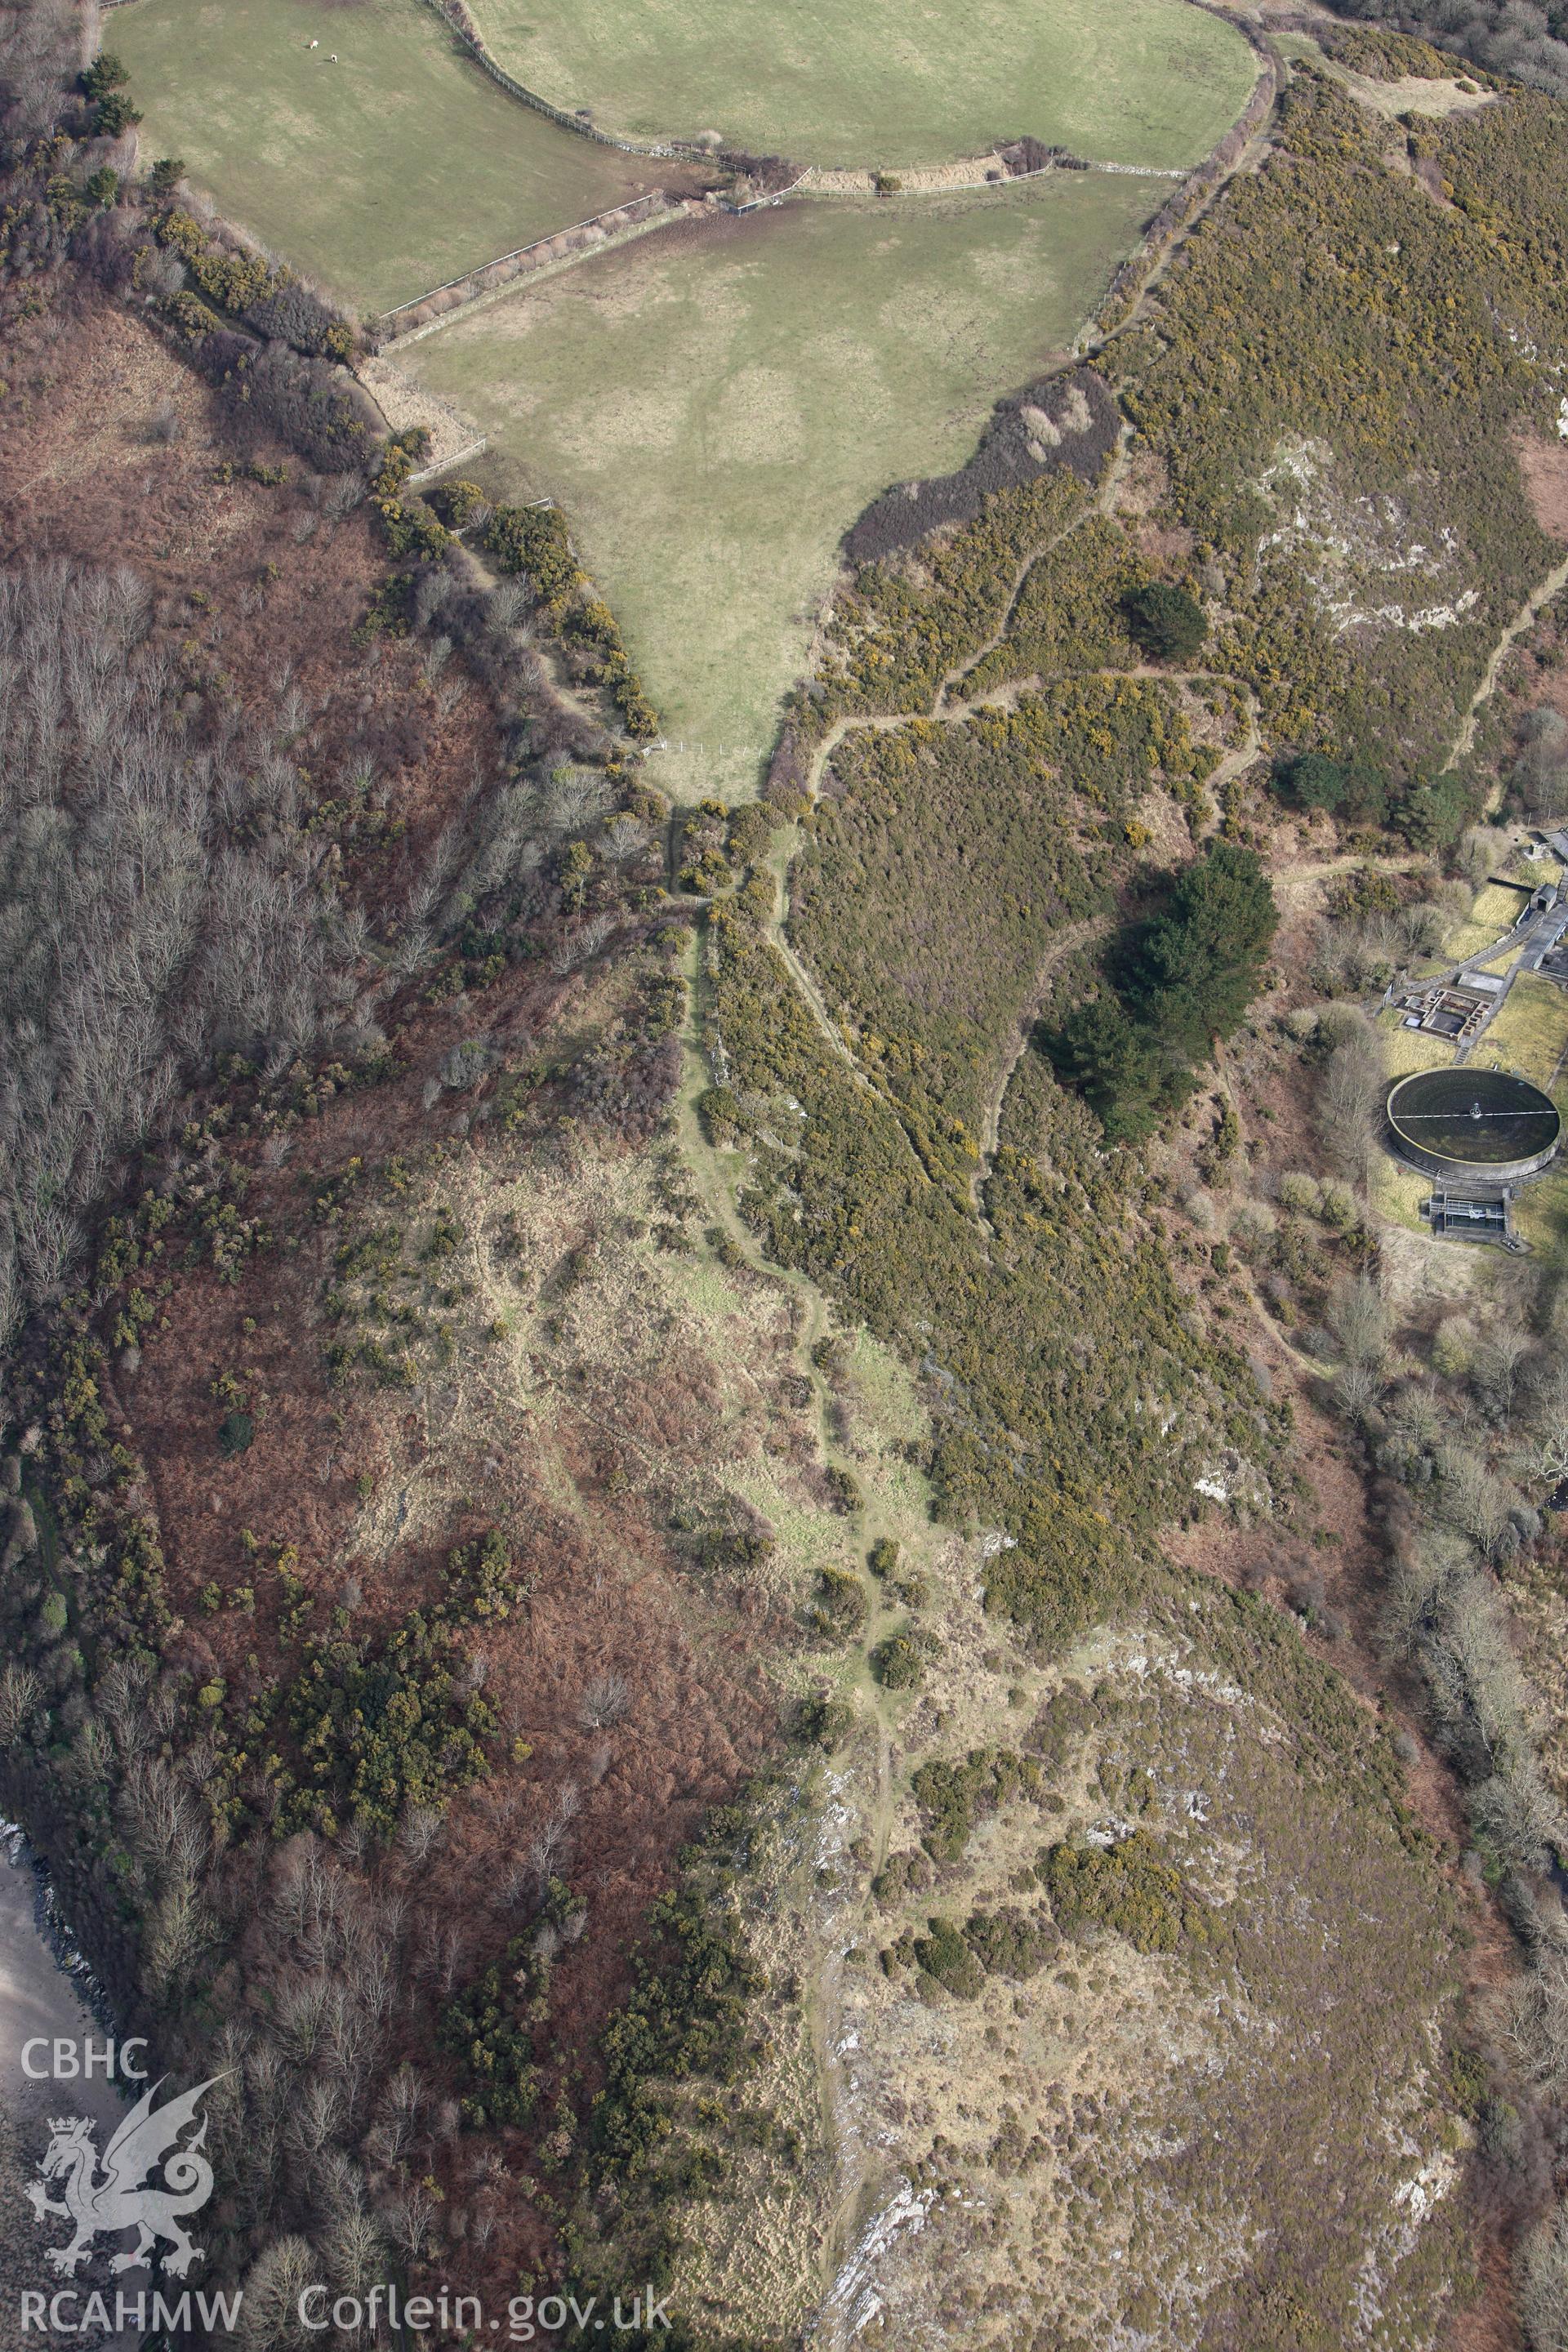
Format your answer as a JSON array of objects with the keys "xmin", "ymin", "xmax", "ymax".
[
  {"xmin": 1333, "ymin": 0, "xmax": 1568, "ymax": 102},
  {"xmin": 1319, "ymin": 1241, "xmax": 1568, "ymax": 2343},
  {"xmin": 0, "ymin": 560, "xmax": 376, "ymax": 1353},
  {"xmin": 0, "ymin": 0, "xmax": 82, "ymax": 144},
  {"xmin": 1512, "ymin": 707, "xmax": 1568, "ymax": 822},
  {"xmin": 1, "ymin": 1610, "xmax": 569, "ymax": 2345}
]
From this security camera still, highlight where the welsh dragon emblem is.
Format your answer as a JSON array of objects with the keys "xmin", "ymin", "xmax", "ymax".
[{"xmin": 24, "ymin": 2076, "xmax": 221, "ymax": 2278}]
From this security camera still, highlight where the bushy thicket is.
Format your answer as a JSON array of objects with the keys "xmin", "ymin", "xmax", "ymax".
[
  {"xmin": 787, "ymin": 470, "xmax": 1089, "ymax": 749},
  {"xmin": 432, "ymin": 487, "xmax": 659, "ymax": 741},
  {"xmin": 842, "ymin": 368, "xmax": 1120, "ymax": 568},
  {"xmin": 788, "ymin": 686, "xmax": 1220, "ymax": 1140},
  {"xmin": 1049, "ymin": 843, "xmax": 1279, "ymax": 1141},
  {"xmin": 962, "ymin": 510, "xmax": 1147, "ymax": 693}
]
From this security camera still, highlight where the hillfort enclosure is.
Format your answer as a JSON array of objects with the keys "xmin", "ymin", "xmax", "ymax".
[{"xmin": 12, "ymin": 2, "xmax": 1568, "ymax": 2347}]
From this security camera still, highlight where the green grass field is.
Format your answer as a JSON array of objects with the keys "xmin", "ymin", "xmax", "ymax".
[
  {"xmin": 1441, "ymin": 877, "xmax": 1532, "ymax": 964},
  {"xmin": 1377, "ymin": 1009, "xmax": 1458, "ymax": 1079},
  {"xmin": 399, "ymin": 176, "xmax": 1159, "ymax": 795},
  {"xmin": 1477, "ymin": 975, "xmax": 1568, "ymax": 1092},
  {"xmin": 466, "ymin": 0, "xmax": 1257, "ymax": 169},
  {"xmin": 113, "ymin": 0, "xmax": 664, "ymax": 312}
]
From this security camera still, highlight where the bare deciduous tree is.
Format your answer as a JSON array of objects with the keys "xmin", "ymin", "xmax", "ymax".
[
  {"xmin": 580, "ymin": 1670, "xmax": 630, "ymax": 1730},
  {"xmin": 1518, "ymin": 2198, "xmax": 1568, "ymax": 2351},
  {"xmin": 236, "ymin": 2235, "xmax": 318, "ymax": 2352}
]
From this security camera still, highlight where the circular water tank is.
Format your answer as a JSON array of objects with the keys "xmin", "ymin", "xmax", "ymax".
[{"xmin": 1386, "ymin": 1067, "xmax": 1561, "ymax": 1181}]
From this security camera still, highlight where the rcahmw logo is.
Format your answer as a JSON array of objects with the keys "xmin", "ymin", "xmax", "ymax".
[{"xmin": 16, "ymin": 2038, "xmax": 239, "ymax": 2334}]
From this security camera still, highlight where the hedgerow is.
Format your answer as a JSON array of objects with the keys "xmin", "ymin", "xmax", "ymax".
[{"xmin": 474, "ymin": 498, "xmax": 659, "ymax": 741}]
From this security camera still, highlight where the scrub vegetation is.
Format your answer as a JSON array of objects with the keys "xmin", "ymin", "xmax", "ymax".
[{"xmin": 1119, "ymin": 59, "xmax": 1568, "ymax": 780}]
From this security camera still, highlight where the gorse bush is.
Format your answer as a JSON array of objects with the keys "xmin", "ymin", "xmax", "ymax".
[
  {"xmin": 1121, "ymin": 68, "xmax": 1568, "ymax": 775},
  {"xmin": 474, "ymin": 499, "xmax": 658, "ymax": 742},
  {"xmin": 1041, "ymin": 1827, "xmax": 1196, "ymax": 1951}
]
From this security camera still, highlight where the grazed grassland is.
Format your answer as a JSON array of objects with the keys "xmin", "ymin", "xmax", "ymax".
[
  {"xmin": 1481, "ymin": 972, "xmax": 1568, "ymax": 1089},
  {"xmin": 398, "ymin": 176, "xmax": 1159, "ymax": 796},
  {"xmin": 114, "ymin": 0, "xmax": 664, "ymax": 311},
  {"xmin": 465, "ymin": 0, "xmax": 1257, "ymax": 169}
]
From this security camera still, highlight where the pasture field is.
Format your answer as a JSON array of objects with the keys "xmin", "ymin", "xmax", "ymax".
[
  {"xmin": 465, "ymin": 0, "xmax": 1257, "ymax": 170},
  {"xmin": 1441, "ymin": 876, "xmax": 1532, "ymax": 963},
  {"xmin": 1478, "ymin": 974, "xmax": 1568, "ymax": 1091},
  {"xmin": 398, "ymin": 175, "xmax": 1158, "ymax": 797},
  {"xmin": 1377, "ymin": 1009, "xmax": 1458, "ymax": 1078},
  {"xmin": 113, "ymin": 0, "xmax": 665, "ymax": 313}
]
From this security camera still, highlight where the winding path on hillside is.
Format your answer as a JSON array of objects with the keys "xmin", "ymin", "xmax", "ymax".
[
  {"xmin": 1443, "ymin": 546, "xmax": 1568, "ymax": 779},
  {"xmin": 967, "ymin": 915, "xmax": 1111, "ymax": 1206},
  {"xmin": 784, "ymin": 633, "xmax": 1263, "ymax": 1184}
]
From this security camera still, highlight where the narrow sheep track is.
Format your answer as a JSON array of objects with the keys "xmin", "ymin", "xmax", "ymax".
[
  {"xmin": 787, "ymin": 658, "xmax": 1262, "ymax": 1196},
  {"xmin": 1444, "ymin": 546, "xmax": 1568, "ymax": 781},
  {"xmin": 968, "ymin": 915, "xmax": 1110, "ymax": 1209}
]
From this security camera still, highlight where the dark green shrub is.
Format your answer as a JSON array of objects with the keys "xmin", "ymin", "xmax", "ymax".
[
  {"xmin": 824, "ymin": 1464, "xmax": 862, "ymax": 1514},
  {"xmin": 1051, "ymin": 841, "xmax": 1277, "ymax": 1140},
  {"xmin": 92, "ymin": 90, "xmax": 140, "ymax": 135},
  {"xmin": 697, "ymin": 1085, "xmax": 746, "ymax": 1145},
  {"xmin": 1124, "ymin": 582, "xmax": 1206, "ymax": 663},
  {"xmin": 217, "ymin": 1410, "xmax": 254, "ymax": 1458},
  {"xmin": 82, "ymin": 51, "xmax": 128, "ymax": 97},
  {"xmin": 871, "ymin": 1628, "xmax": 935, "ymax": 1690},
  {"xmin": 963, "ymin": 1905, "xmax": 1058, "ymax": 1977},
  {"xmin": 592, "ymin": 1886, "xmax": 762, "ymax": 2174},
  {"xmin": 1279, "ymin": 751, "xmax": 1347, "ymax": 812},
  {"xmin": 1392, "ymin": 770, "xmax": 1472, "ymax": 849},
  {"xmin": 911, "ymin": 1915, "xmax": 985, "ymax": 1998},
  {"xmin": 811, "ymin": 1566, "xmax": 869, "ymax": 1638},
  {"xmin": 439, "ymin": 1936, "xmax": 542, "ymax": 2129},
  {"xmin": 912, "ymin": 1748, "xmax": 1039, "ymax": 1859},
  {"xmin": 796, "ymin": 1689, "xmax": 853, "ymax": 1749}
]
